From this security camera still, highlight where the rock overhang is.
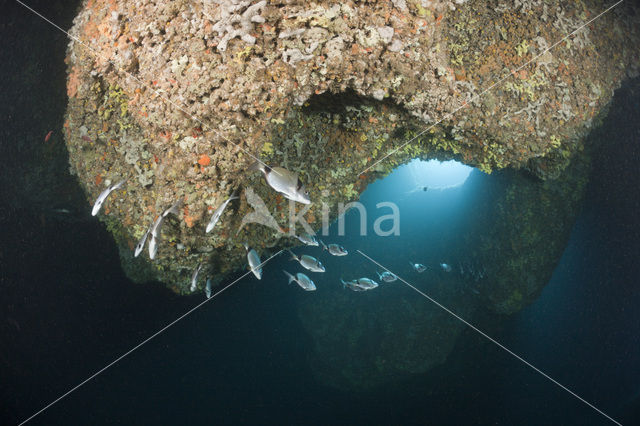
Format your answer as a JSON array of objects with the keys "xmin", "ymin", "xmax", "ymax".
[{"xmin": 63, "ymin": 0, "xmax": 640, "ymax": 291}]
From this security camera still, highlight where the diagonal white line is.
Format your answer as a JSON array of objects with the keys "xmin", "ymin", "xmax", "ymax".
[
  {"xmin": 13, "ymin": 0, "xmax": 274, "ymax": 174},
  {"xmin": 356, "ymin": 249, "xmax": 622, "ymax": 426},
  {"xmin": 18, "ymin": 250, "xmax": 283, "ymax": 425},
  {"xmin": 358, "ymin": 0, "xmax": 624, "ymax": 176}
]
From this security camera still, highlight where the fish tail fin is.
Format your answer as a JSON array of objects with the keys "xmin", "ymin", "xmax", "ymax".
[
  {"xmin": 340, "ymin": 278, "xmax": 346, "ymax": 289},
  {"xmin": 242, "ymin": 242, "xmax": 249, "ymax": 252},
  {"xmin": 247, "ymin": 161, "xmax": 266, "ymax": 174},
  {"xmin": 283, "ymin": 270, "xmax": 295, "ymax": 284},
  {"xmin": 376, "ymin": 271, "xmax": 382, "ymax": 279},
  {"xmin": 287, "ymin": 249, "xmax": 297, "ymax": 261},
  {"xmin": 114, "ymin": 179, "xmax": 126, "ymax": 190},
  {"xmin": 319, "ymin": 239, "xmax": 327, "ymax": 250},
  {"xmin": 229, "ymin": 189, "xmax": 240, "ymax": 201},
  {"xmin": 163, "ymin": 199, "xmax": 184, "ymax": 217}
]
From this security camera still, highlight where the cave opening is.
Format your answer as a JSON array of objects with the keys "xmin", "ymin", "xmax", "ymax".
[
  {"xmin": 401, "ymin": 158, "xmax": 474, "ymax": 192},
  {"xmin": 350, "ymin": 157, "xmax": 484, "ymax": 264},
  {"xmin": 327, "ymin": 156, "xmax": 486, "ymax": 270},
  {"xmin": 302, "ymin": 151, "xmax": 590, "ymax": 391}
]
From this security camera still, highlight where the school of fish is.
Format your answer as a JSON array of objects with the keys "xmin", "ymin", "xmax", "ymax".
[{"xmin": 90, "ymin": 158, "xmax": 484, "ymax": 297}]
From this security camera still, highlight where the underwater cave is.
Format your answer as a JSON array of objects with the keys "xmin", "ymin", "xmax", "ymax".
[
  {"xmin": 294, "ymin": 149, "xmax": 587, "ymax": 391},
  {"xmin": 5, "ymin": 0, "xmax": 640, "ymax": 424}
]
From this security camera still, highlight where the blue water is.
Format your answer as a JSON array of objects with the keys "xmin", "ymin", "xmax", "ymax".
[
  {"xmin": 501, "ymin": 206, "xmax": 640, "ymax": 424},
  {"xmin": 4, "ymin": 147, "xmax": 638, "ymax": 424}
]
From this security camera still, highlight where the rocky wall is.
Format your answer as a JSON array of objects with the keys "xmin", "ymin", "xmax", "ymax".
[{"xmin": 63, "ymin": 0, "xmax": 639, "ymax": 292}]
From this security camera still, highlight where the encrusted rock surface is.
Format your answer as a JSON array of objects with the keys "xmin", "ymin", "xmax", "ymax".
[{"xmin": 63, "ymin": 0, "xmax": 640, "ymax": 291}]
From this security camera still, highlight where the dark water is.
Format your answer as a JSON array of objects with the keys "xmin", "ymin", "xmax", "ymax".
[{"xmin": 2, "ymin": 1, "xmax": 640, "ymax": 425}]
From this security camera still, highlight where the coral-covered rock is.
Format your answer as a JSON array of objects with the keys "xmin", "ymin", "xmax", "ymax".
[{"xmin": 63, "ymin": 0, "xmax": 639, "ymax": 291}]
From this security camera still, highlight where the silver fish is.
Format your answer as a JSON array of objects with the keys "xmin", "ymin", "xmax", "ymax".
[
  {"xmin": 342, "ymin": 281, "xmax": 366, "ymax": 291},
  {"xmin": 341, "ymin": 278, "xmax": 379, "ymax": 291},
  {"xmin": 294, "ymin": 232, "xmax": 318, "ymax": 246},
  {"xmin": 149, "ymin": 199, "xmax": 183, "ymax": 260},
  {"xmin": 440, "ymin": 263, "xmax": 452, "ymax": 272},
  {"xmin": 91, "ymin": 179, "xmax": 125, "ymax": 216},
  {"xmin": 283, "ymin": 270, "xmax": 316, "ymax": 291},
  {"xmin": 190, "ymin": 263, "xmax": 202, "ymax": 292},
  {"xmin": 134, "ymin": 222, "xmax": 154, "ymax": 258},
  {"xmin": 319, "ymin": 240, "xmax": 348, "ymax": 256},
  {"xmin": 288, "ymin": 250, "xmax": 325, "ymax": 272},
  {"xmin": 353, "ymin": 278, "xmax": 379, "ymax": 290},
  {"xmin": 51, "ymin": 208, "xmax": 71, "ymax": 214},
  {"xmin": 249, "ymin": 162, "xmax": 311, "ymax": 204},
  {"xmin": 205, "ymin": 277, "xmax": 212, "ymax": 298},
  {"xmin": 206, "ymin": 191, "xmax": 239, "ymax": 233},
  {"xmin": 376, "ymin": 270, "xmax": 397, "ymax": 283},
  {"xmin": 148, "ymin": 215, "xmax": 163, "ymax": 260},
  {"xmin": 243, "ymin": 243, "xmax": 262, "ymax": 279},
  {"xmin": 410, "ymin": 262, "xmax": 427, "ymax": 273}
]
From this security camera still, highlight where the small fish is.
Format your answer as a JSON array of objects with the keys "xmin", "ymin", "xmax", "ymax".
[
  {"xmin": 319, "ymin": 240, "xmax": 348, "ymax": 256},
  {"xmin": 134, "ymin": 222, "xmax": 154, "ymax": 258},
  {"xmin": 205, "ymin": 277, "xmax": 212, "ymax": 298},
  {"xmin": 243, "ymin": 243, "xmax": 262, "ymax": 279},
  {"xmin": 148, "ymin": 216, "xmax": 163, "ymax": 260},
  {"xmin": 340, "ymin": 278, "xmax": 365, "ymax": 291},
  {"xmin": 91, "ymin": 179, "xmax": 125, "ymax": 216},
  {"xmin": 341, "ymin": 278, "xmax": 379, "ymax": 291},
  {"xmin": 149, "ymin": 199, "xmax": 183, "ymax": 260},
  {"xmin": 409, "ymin": 262, "xmax": 427, "ymax": 273},
  {"xmin": 44, "ymin": 130, "xmax": 53, "ymax": 142},
  {"xmin": 190, "ymin": 263, "xmax": 202, "ymax": 292},
  {"xmin": 294, "ymin": 232, "xmax": 318, "ymax": 246},
  {"xmin": 376, "ymin": 270, "xmax": 397, "ymax": 283},
  {"xmin": 51, "ymin": 208, "xmax": 71, "ymax": 214},
  {"xmin": 440, "ymin": 263, "xmax": 452, "ymax": 272},
  {"xmin": 283, "ymin": 270, "xmax": 316, "ymax": 291},
  {"xmin": 206, "ymin": 191, "xmax": 239, "ymax": 233},
  {"xmin": 288, "ymin": 250, "xmax": 325, "ymax": 272},
  {"xmin": 248, "ymin": 162, "xmax": 311, "ymax": 204},
  {"xmin": 342, "ymin": 281, "xmax": 366, "ymax": 291},
  {"xmin": 353, "ymin": 278, "xmax": 379, "ymax": 290}
]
